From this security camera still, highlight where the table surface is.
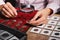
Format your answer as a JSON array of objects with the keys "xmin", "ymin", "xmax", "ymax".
[{"xmin": 26, "ymin": 14, "xmax": 60, "ymax": 40}]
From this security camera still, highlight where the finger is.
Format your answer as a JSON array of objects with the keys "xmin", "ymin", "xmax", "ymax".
[
  {"xmin": 36, "ymin": 16, "xmax": 47, "ymax": 23},
  {"xmin": 2, "ymin": 11, "xmax": 9, "ymax": 18},
  {"xmin": 30, "ymin": 12, "xmax": 41, "ymax": 21},
  {"xmin": 6, "ymin": 2, "xmax": 17, "ymax": 16},
  {"xmin": 2, "ymin": 8, "xmax": 12, "ymax": 17},
  {"xmin": 33, "ymin": 20, "xmax": 48, "ymax": 26},
  {"xmin": 43, "ymin": 19, "xmax": 48, "ymax": 24},
  {"xmin": 37, "ymin": 19, "xmax": 48, "ymax": 25},
  {"xmin": 29, "ymin": 16, "xmax": 46, "ymax": 24},
  {"xmin": 3, "ymin": 4, "xmax": 14, "ymax": 17},
  {"xmin": 29, "ymin": 17, "xmax": 47, "ymax": 26}
]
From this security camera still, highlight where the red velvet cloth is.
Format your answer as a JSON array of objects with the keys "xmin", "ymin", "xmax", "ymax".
[{"xmin": 0, "ymin": 8, "xmax": 37, "ymax": 32}]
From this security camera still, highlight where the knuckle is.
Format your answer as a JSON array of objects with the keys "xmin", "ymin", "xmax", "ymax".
[
  {"xmin": 2, "ymin": 8, "xmax": 4, "ymax": 10},
  {"xmin": 36, "ymin": 23, "xmax": 40, "ymax": 26},
  {"xmin": 3, "ymin": 4, "xmax": 8, "ymax": 8},
  {"xmin": 35, "ymin": 22, "xmax": 39, "ymax": 25},
  {"xmin": 3, "ymin": 4, "xmax": 6, "ymax": 7},
  {"xmin": 6, "ymin": 2, "xmax": 10, "ymax": 5},
  {"xmin": 43, "ymin": 17, "xmax": 46, "ymax": 20},
  {"xmin": 37, "ymin": 24, "xmax": 40, "ymax": 26}
]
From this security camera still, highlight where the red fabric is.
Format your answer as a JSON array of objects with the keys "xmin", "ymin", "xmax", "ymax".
[{"xmin": 0, "ymin": 8, "xmax": 37, "ymax": 32}]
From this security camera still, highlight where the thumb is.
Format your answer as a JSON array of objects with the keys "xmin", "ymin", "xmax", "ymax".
[{"xmin": 30, "ymin": 12, "xmax": 41, "ymax": 21}]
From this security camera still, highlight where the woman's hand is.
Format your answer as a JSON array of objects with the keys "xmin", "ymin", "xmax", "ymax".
[
  {"xmin": 0, "ymin": 2, "xmax": 17, "ymax": 18},
  {"xmin": 29, "ymin": 8, "xmax": 52, "ymax": 26}
]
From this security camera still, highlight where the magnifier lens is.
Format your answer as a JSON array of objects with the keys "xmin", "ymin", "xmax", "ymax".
[{"xmin": 20, "ymin": 4, "xmax": 34, "ymax": 13}]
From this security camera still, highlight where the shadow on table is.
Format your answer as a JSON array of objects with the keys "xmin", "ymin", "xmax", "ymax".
[{"xmin": 56, "ymin": 8, "xmax": 60, "ymax": 14}]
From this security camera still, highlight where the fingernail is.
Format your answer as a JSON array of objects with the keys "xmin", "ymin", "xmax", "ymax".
[
  {"xmin": 15, "ymin": 11, "xmax": 17, "ymax": 15},
  {"xmin": 16, "ymin": 13, "xmax": 18, "ymax": 15}
]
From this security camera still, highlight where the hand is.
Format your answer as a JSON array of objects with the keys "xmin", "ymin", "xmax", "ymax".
[
  {"xmin": 29, "ymin": 8, "xmax": 51, "ymax": 26},
  {"xmin": 0, "ymin": 2, "xmax": 17, "ymax": 18}
]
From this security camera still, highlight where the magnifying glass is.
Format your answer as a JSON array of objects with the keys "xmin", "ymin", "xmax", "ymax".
[{"xmin": 20, "ymin": 3, "xmax": 35, "ymax": 13}]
